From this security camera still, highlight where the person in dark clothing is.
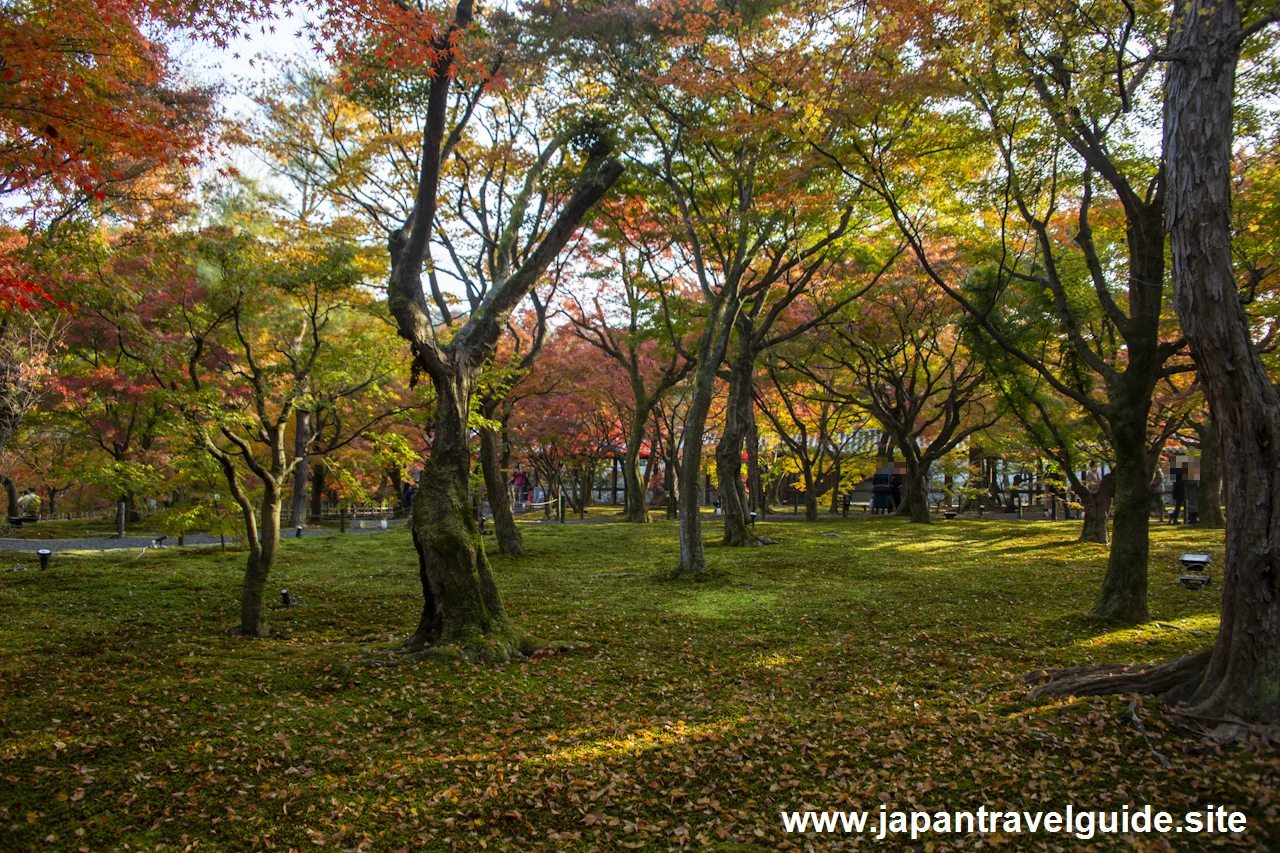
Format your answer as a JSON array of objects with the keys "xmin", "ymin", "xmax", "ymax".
[
  {"xmin": 1169, "ymin": 458, "xmax": 1186, "ymax": 524},
  {"xmin": 871, "ymin": 457, "xmax": 892, "ymax": 514},
  {"xmin": 888, "ymin": 463, "xmax": 904, "ymax": 512}
]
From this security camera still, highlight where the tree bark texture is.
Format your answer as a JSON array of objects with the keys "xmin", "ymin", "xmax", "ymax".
[
  {"xmin": 1165, "ymin": 0, "xmax": 1280, "ymax": 722},
  {"xmin": 678, "ymin": 299, "xmax": 734, "ymax": 573},
  {"xmin": 716, "ymin": 345, "xmax": 762, "ymax": 545},
  {"xmin": 291, "ymin": 408, "xmax": 310, "ymax": 528},
  {"xmin": 1089, "ymin": 407, "xmax": 1154, "ymax": 622},
  {"xmin": 479, "ymin": 425, "xmax": 525, "ymax": 556},
  {"xmin": 621, "ymin": 405, "xmax": 651, "ymax": 523},
  {"xmin": 406, "ymin": 379, "xmax": 528, "ymax": 660},
  {"xmin": 1076, "ymin": 472, "xmax": 1115, "ymax": 544},
  {"xmin": 1194, "ymin": 415, "xmax": 1226, "ymax": 528}
]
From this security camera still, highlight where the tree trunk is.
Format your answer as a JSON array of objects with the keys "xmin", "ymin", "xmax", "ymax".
[
  {"xmin": 479, "ymin": 425, "xmax": 524, "ymax": 556},
  {"xmin": 1194, "ymin": 416, "xmax": 1226, "ymax": 528},
  {"xmin": 125, "ymin": 493, "xmax": 142, "ymax": 524},
  {"xmin": 115, "ymin": 499, "xmax": 126, "ymax": 538},
  {"xmin": 716, "ymin": 349, "xmax": 760, "ymax": 546},
  {"xmin": 799, "ymin": 456, "xmax": 819, "ymax": 521},
  {"xmin": 239, "ymin": 485, "xmax": 281, "ymax": 638},
  {"xmin": 405, "ymin": 375, "xmax": 527, "ymax": 660},
  {"xmin": 621, "ymin": 406, "xmax": 651, "ymax": 522},
  {"xmin": 1076, "ymin": 473, "xmax": 1114, "ymax": 544},
  {"xmin": 1089, "ymin": 411, "xmax": 1152, "ymax": 623},
  {"xmin": 309, "ymin": 462, "xmax": 325, "ymax": 523},
  {"xmin": 898, "ymin": 457, "xmax": 931, "ymax": 523},
  {"xmin": 1165, "ymin": 0, "xmax": 1280, "ymax": 722},
  {"xmin": 677, "ymin": 299, "xmax": 733, "ymax": 573},
  {"xmin": 664, "ymin": 447, "xmax": 679, "ymax": 520},
  {"xmin": 965, "ymin": 444, "xmax": 983, "ymax": 511},
  {"xmin": 291, "ymin": 408, "xmax": 310, "ymax": 528},
  {"xmin": 747, "ymin": 407, "xmax": 763, "ymax": 514},
  {"xmin": 828, "ymin": 451, "xmax": 842, "ymax": 514},
  {"xmin": 2, "ymin": 476, "xmax": 16, "ymax": 517}
]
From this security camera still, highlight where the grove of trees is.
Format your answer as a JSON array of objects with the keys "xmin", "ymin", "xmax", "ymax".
[{"xmin": 2, "ymin": 0, "xmax": 1278, "ymax": 725}]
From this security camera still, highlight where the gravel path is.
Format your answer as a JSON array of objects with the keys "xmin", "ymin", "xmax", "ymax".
[{"xmin": 0, "ymin": 525, "xmax": 393, "ymax": 553}]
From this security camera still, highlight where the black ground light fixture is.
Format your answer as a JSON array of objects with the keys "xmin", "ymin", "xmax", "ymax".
[
  {"xmin": 281, "ymin": 589, "xmax": 294, "ymax": 607},
  {"xmin": 36, "ymin": 549, "xmax": 51, "ymax": 570},
  {"xmin": 296, "ymin": 525, "xmax": 303, "ymax": 539},
  {"xmin": 749, "ymin": 511, "xmax": 757, "ymax": 529}
]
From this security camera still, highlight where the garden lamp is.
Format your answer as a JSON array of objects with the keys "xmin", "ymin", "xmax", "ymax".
[{"xmin": 36, "ymin": 549, "xmax": 51, "ymax": 570}]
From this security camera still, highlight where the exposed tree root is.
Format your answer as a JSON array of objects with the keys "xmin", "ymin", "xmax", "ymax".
[
  {"xmin": 1023, "ymin": 653, "xmax": 1280, "ymax": 746},
  {"xmin": 1022, "ymin": 650, "xmax": 1212, "ymax": 702}
]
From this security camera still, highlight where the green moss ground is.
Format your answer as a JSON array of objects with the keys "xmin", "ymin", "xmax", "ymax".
[{"xmin": 0, "ymin": 516, "xmax": 1273, "ymax": 851}]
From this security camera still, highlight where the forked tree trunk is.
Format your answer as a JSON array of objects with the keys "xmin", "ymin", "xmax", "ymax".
[
  {"xmin": 717, "ymin": 351, "xmax": 761, "ymax": 545},
  {"xmin": 1165, "ymin": 0, "xmax": 1280, "ymax": 722},
  {"xmin": 1089, "ymin": 407, "xmax": 1153, "ymax": 623},
  {"xmin": 291, "ymin": 408, "xmax": 310, "ymax": 528},
  {"xmin": 405, "ymin": 377, "xmax": 528, "ymax": 660},
  {"xmin": 1076, "ymin": 473, "xmax": 1115, "ymax": 544},
  {"xmin": 239, "ymin": 485, "xmax": 282, "ymax": 638},
  {"xmin": 621, "ymin": 407, "xmax": 651, "ymax": 523},
  {"xmin": 479, "ymin": 426, "xmax": 524, "ymax": 556},
  {"xmin": 1194, "ymin": 416, "xmax": 1226, "ymax": 528},
  {"xmin": 678, "ymin": 299, "xmax": 734, "ymax": 573}
]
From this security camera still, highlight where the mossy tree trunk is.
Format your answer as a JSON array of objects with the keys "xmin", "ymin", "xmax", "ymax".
[
  {"xmin": 1088, "ymin": 379, "xmax": 1157, "ymax": 624},
  {"xmin": 404, "ymin": 377, "xmax": 526, "ymax": 658},
  {"xmin": 678, "ymin": 301, "xmax": 733, "ymax": 573},
  {"xmin": 383, "ymin": 0, "xmax": 622, "ymax": 643},
  {"xmin": 717, "ymin": 343, "xmax": 762, "ymax": 545}
]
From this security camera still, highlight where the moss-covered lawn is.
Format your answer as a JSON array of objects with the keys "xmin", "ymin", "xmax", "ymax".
[{"xmin": 0, "ymin": 516, "xmax": 1273, "ymax": 852}]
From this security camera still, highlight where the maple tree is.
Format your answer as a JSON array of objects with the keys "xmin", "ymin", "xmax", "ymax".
[
  {"xmin": 326, "ymin": 0, "xmax": 623, "ymax": 659},
  {"xmin": 568, "ymin": 200, "xmax": 695, "ymax": 524}
]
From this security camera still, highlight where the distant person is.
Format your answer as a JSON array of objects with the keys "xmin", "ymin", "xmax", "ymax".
[
  {"xmin": 1184, "ymin": 457, "xmax": 1200, "ymax": 525},
  {"xmin": 16, "ymin": 489, "xmax": 37, "ymax": 515},
  {"xmin": 1169, "ymin": 457, "xmax": 1186, "ymax": 524},
  {"xmin": 871, "ymin": 457, "xmax": 892, "ymax": 515},
  {"xmin": 888, "ymin": 461, "xmax": 904, "ymax": 512}
]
